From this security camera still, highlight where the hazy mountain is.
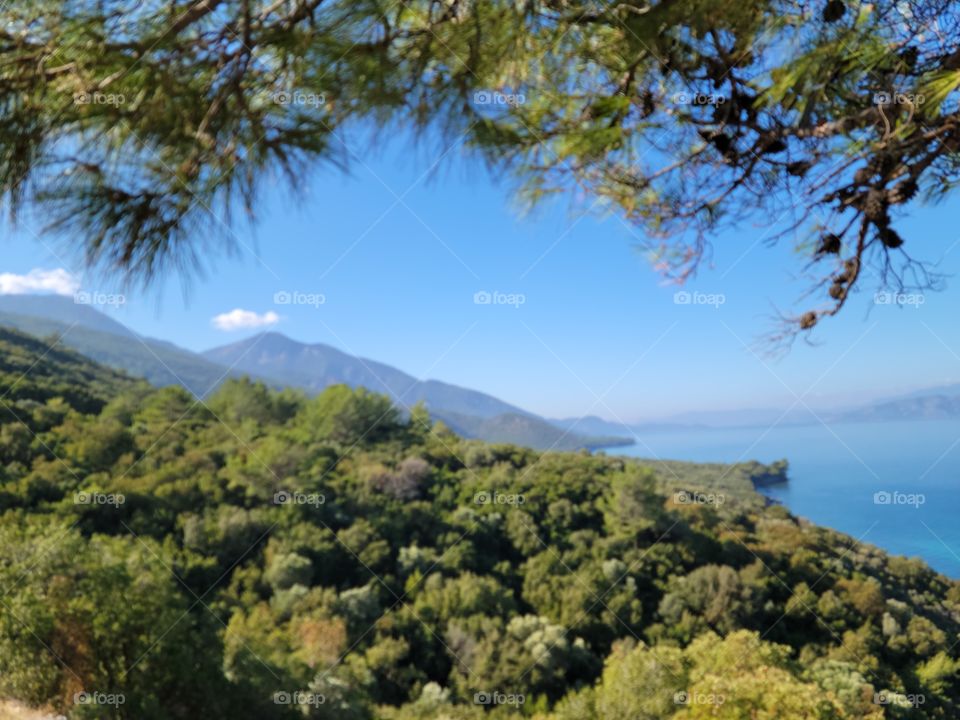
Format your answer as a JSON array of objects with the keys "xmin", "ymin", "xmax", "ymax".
[
  {"xmin": 0, "ymin": 298, "xmax": 624, "ymax": 450},
  {"xmin": 836, "ymin": 394, "xmax": 960, "ymax": 422},
  {"xmin": 0, "ymin": 296, "xmax": 250, "ymax": 396},
  {"xmin": 653, "ymin": 406, "xmax": 832, "ymax": 428},
  {"xmin": 6, "ymin": 294, "xmax": 958, "ymax": 445},
  {"xmin": 549, "ymin": 407, "xmax": 826, "ymax": 438},
  {"xmin": 656, "ymin": 397, "xmax": 960, "ymax": 427},
  {"xmin": 434, "ymin": 411, "xmax": 632, "ymax": 452},
  {"xmin": 202, "ymin": 333, "xmax": 628, "ymax": 450},
  {"xmin": 203, "ymin": 332, "xmax": 533, "ymax": 419},
  {"xmin": 897, "ymin": 383, "xmax": 960, "ymax": 400},
  {"xmin": 0, "ymin": 294, "xmax": 134, "ymax": 336},
  {"xmin": 548, "ymin": 415, "xmax": 638, "ymax": 438}
]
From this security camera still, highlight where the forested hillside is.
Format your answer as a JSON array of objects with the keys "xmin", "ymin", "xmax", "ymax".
[{"xmin": 0, "ymin": 328, "xmax": 957, "ymax": 719}]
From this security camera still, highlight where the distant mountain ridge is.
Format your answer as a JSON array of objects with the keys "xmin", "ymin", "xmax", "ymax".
[
  {"xmin": 202, "ymin": 332, "xmax": 533, "ymax": 419},
  {"xmin": 556, "ymin": 395, "xmax": 960, "ymax": 438},
  {"xmin": 6, "ymin": 293, "xmax": 955, "ymax": 450},
  {"xmin": 0, "ymin": 295, "xmax": 240, "ymax": 397},
  {"xmin": 0, "ymin": 294, "xmax": 134, "ymax": 335},
  {"xmin": 0, "ymin": 295, "xmax": 626, "ymax": 451},
  {"xmin": 835, "ymin": 394, "xmax": 960, "ymax": 423},
  {"xmin": 202, "ymin": 332, "xmax": 631, "ymax": 450}
]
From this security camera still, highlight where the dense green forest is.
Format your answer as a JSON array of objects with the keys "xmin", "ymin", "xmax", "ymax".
[{"xmin": 0, "ymin": 326, "xmax": 957, "ymax": 719}]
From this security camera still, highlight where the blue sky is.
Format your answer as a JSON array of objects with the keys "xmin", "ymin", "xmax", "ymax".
[{"xmin": 3, "ymin": 132, "xmax": 960, "ymax": 422}]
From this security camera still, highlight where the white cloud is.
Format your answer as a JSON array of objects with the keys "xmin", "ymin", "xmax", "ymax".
[
  {"xmin": 0, "ymin": 268, "xmax": 80, "ymax": 296},
  {"xmin": 212, "ymin": 308, "xmax": 280, "ymax": 331}
]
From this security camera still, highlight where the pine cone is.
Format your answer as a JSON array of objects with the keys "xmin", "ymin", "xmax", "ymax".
[
  {"xmin": 829, "ymin": 283, "xmax": 845, "ymax": 300},
  {"xmin": 880, "ymin": 228, "xmax": 904, "ymax": 248},
  {"xmin": 800, "ymin": 312, "xmax": 818, "ymax": 330},
  {"xmin": 823, "ymin": 0, "xmax": 846, "ymax": 22},
  {"xmin": 712, "ymin": 101, "xmax": 733, "ymax": 124},
  {"xmin": 899, "ymin": 46, "xmax": 919, "ymax": 70},
  {"xmin": 640, "ymin": 90, "xmax": 655, "ymax": 118},
  {"xmin": 853, "ymin": 166, "xmax": 873, "ymax": 185},
  {"xmin": 763, "ymin": 138, "xmax": 787, "ymax": 154},
  {"xmin": 835, "ymin": 257, "xmax": 860, "ymax": 284},
  {"xmin": 888, "ymin": 178, "xmax": 918, "ymax": 204},
  {"xmin": 816, "ymin": 233, "xmax": 842, "ymax": 255},
  {"xmin": 862, "ymin": 188, "xmax": 888, "ymax": 224},
  {"xmin": 711, "ymin": 134, "xmax": 732, "ymax": 154}
]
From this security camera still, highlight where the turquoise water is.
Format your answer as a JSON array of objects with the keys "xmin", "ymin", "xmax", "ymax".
[{"xmin": 612, "ymin": 420, "xmax": 960, "ymax": 578}]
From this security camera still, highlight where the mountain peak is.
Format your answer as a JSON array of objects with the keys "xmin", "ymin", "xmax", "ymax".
[
  {"xmin": 244, "ymin": 331, "xmax": 337, "ymax": 353},
  {"xmin": 252, "ymin": 330, "xmax": 297, "ymax": 345},
  {"xmin": 201, "ymin": 334, "xmax": 537, "ymax": 422},
  {"xmin": 255, "ymin": 330, "xmax": 291, "ymax": 340}
]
